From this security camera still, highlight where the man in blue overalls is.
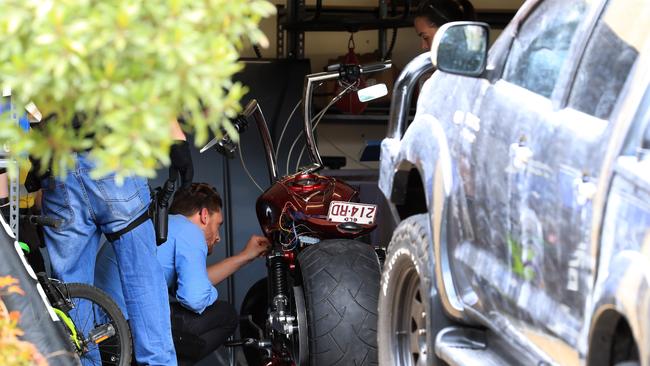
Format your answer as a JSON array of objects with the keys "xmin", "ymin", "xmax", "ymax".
[{"xmin": 38, "ymin": 115, "xmax": 193, "ymax": 365}]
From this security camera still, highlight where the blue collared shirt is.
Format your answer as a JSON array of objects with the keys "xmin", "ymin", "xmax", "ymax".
[{"xmin": 95, "ymin": 215, "xmax": 218, "ymax": 316}]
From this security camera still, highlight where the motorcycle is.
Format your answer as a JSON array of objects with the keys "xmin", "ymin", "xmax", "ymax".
[{"xmin": 201, "ymin": 60, "xmax": 391, "ymax": 366}]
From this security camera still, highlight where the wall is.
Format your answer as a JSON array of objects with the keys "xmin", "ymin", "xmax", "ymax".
[
  {"xmin": 244, "ymin": 0, "xmax": 524, "ymax": 70},
  {"xmin": 241, "ymin": 0, "xmax": 524, "ymax": 170}
]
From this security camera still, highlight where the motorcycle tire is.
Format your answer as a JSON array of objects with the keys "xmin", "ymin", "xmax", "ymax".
[{"xmin": 297, "ymin": 239, "xmax": 380, "ymax": 366}]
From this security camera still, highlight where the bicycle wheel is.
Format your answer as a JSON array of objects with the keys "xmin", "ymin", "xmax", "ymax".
[{"xmin": 58, "ymin": 283, "xmax": 132, "ymax": 366}]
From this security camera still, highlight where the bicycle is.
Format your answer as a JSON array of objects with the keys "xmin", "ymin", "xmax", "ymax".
[{"xmin": 19, "ymin": 214, "xmax": 133, "ymax": 366}]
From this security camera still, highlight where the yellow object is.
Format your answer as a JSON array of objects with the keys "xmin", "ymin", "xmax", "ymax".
[
  {"xmin": 18, "ymin": 162, "xmax": 35, "ymax": 209},
  {"xmin": 53, "ymin": 308, "xmax": 82, "ymax": 351},
  {"xmin": 94, "ymin": 335, "xmax": 109, "ymax": 344}
]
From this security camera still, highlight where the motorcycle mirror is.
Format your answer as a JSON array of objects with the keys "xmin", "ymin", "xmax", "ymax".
[
  {"xmin": 200, "ymin": 135, "xmax": 220, "ymax": 154},
  {"xmin": 200, "ymin": 100, "xmax": 258, "ymax": 154},
  {"xmin": 357, "ymin": 83, "xmax": 388, "ymax": 103}
]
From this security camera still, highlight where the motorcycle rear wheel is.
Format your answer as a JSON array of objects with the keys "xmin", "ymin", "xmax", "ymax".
[{"xmin": 297, "ymin": 239, "xmax": 380, "ymax": 365}]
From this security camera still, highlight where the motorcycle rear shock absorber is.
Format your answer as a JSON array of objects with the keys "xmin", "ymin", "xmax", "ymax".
[{"xmin": 268, "ymin": 252, "xmax": 289, "ymax": 312}]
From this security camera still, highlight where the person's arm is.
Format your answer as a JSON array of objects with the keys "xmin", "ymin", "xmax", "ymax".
[
  {"xmin": 171, "ymin": 118, "xmax": 186, "ymax": 141},
  {"xmin": 207, "ymin": 235, "xmax": 270, "ymax": 285},
  {"xmin": 169, "ymin": 118, "xmax": 193, "ymax": 188},
  {"xmin": 175, "ymin": 235, "xmax": 218, "ymax": 314}
]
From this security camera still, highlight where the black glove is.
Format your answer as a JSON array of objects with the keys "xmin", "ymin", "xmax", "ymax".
[
  {"xmin": 169, "ymin": 140, "xmax": 193, "ymax": 190},
  {"xmin": 24, "ymin": 156, "xmax": 51, "ymax": 193}
]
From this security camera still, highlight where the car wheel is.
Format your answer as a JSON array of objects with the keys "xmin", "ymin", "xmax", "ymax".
[{"xmin": 378, "ymin": 214, "xmax": 450, "ymax": 366}]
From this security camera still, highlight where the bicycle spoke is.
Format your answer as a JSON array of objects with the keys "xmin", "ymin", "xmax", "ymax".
[{"xmin": 61, "ymin": 284, "xmax": 129, "ymax": 366}]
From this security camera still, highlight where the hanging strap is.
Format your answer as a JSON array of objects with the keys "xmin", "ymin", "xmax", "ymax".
[
  {"xmin": 347, "ymin": 33, "xmax": 356, "ymax": 51},
  {"xmin": 104, "ymin": 210, "xmax": 151, "ymax": 242}
]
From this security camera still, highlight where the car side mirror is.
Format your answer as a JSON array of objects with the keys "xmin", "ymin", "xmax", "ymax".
[{"xmin": 431, "ymin": 21, "xmax": 489, "ymax": 77}]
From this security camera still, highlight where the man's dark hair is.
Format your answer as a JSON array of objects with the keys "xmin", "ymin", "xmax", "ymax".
[
  {"xmin": 170, "ymin": 182, "xmax": 222, "ymax": 216},
  {"xmin": 415, "ymin": 0, "xmax": 476, "ymax": 27}
]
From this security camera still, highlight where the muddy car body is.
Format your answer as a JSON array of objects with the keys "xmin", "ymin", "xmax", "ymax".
[{"xmin": 377, "ymin": 0, "xmax": 650, "ymax": 365}]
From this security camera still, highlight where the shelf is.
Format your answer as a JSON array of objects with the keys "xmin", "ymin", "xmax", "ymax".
[
  {"xmin": 278, "ymin": 5, "xmax": 516, "ymax": 33},
  {"xmin": 318, "ymin": 106, "xmax": 415, "ymax": 125},
  {"xmin": 279, "ymin": 5, "xmax": 413, "ymax": 33}
]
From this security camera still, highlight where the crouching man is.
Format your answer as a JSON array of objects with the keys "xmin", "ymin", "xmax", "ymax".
[{"xmin": 95, "ymin": 183, "xmax": 270, "ymax": 365}]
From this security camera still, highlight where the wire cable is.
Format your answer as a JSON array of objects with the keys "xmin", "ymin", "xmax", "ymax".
[
  {"xmin": 294, "ymin": 106, "xmax": 329, "ymax": 172},
  {"xmin": 238, "ymin": 143, "xmax": 264, "ymax": 192},
  {"xmin": 275, "ymin": 100, "xmax": 301, "ymax": 161},
  {"xmin": 285, "ymin": 102, "xmax": 332, "ymax": 175},
  {"xmin": 293, "ymin": 82, "xmax": 357, "ymax": 172},
  {"xmin": 288, "ymin": 104, "xmax": 329, "ymax": 174},
  {"xmin": 286, "ymin": 82, "xmax": 356, "ymax": 175}
]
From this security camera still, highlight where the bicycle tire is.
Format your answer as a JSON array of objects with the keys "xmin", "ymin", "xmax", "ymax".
[{"xmin": 58, "ymin": 283, "xmax": 132, "ymax": 366}]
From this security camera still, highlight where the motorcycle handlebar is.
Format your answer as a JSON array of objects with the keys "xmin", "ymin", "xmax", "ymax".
[
  {"xmin": 302, "ymin": 60, "xmax": 392, "ymax": 173},
  {"xmin": 324, "ymin": 60, "xmax": 392, "ymax": 76}
]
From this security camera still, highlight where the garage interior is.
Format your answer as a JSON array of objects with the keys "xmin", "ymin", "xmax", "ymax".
[{"xmin": 152, "ymin": 1, "xmax": 524, "ymax": 364}]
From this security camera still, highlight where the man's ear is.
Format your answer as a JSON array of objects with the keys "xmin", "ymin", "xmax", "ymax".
[{"xmin": 200, "ymin": 207, "xmax": 209, "ymax": 225}]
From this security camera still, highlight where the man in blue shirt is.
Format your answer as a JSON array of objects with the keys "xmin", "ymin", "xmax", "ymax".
[{"xmin": 95, "ymin": 182, "xmax": 270, "ymax": 365}]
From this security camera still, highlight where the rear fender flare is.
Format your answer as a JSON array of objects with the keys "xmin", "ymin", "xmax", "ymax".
[
  {"xmin": 587, "ymin": 250, "xmax": 650, "ymax": 364},
  {"xmin": 383, "ymin": 113, "xmax": 464, "ymax": 319}
]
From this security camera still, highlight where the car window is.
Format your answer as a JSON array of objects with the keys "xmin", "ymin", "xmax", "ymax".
[
  {"xmin": 502, "ymin": 0, "xmax": 588, "ymax": 98},
  {"xmin": 568, "ymin": 0, "xmax": 650, "ymax": 119}
]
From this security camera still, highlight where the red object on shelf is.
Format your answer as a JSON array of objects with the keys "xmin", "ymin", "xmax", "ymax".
[{"xmin": 334, "ymin": 35, "xmax": 367, "ymax": 115}]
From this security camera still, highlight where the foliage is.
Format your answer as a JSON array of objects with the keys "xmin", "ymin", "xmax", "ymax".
[
  {"xmin": 0, "ymin": 275, "xmax": 48, "ymax": 366},
  {"xmin": 0, "ymin": 0, "xmax": 275, "ymax": 180}
]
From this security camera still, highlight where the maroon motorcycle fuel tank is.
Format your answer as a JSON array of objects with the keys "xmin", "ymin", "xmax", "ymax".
[{"xmin": 255, "ymin": 173, "xmax": 376, "ymax": 239}]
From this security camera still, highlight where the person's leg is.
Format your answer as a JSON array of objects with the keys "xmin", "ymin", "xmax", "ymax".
[
  {"xmin": 40, "ymin": 161, "xmax": 103, "ymax": 365},
  {"xmin": 79, "ymin": 158, "xmax": 176, "ymax": 366},
  {"xmin": 40, "ymin": 164, "xmax": 101, "ymax": 285},
  {"xmin": 171, "ymin": 300, "xmax": 238, "ymax": 363},
  {"xmin": 114, "ymin": 223, "xmax": 176, "ymax": 366}
]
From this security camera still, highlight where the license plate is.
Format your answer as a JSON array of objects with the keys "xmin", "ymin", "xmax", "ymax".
[{"xmin": 327, "ymin": 201, "xmax": 377, "ymax": 225}]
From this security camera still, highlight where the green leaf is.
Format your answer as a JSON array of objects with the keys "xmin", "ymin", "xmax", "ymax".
[{"xmin": 0, "ymin": 0, "xmax": 272, "ymax": 178}]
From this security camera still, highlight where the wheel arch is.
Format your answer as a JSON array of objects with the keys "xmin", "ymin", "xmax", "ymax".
[
  {"xmin": 587, "ymin": 251, "xmax": 649, "ymax": 366},
  {"xmin": 382, "ymin": 113, "xmax": 455, "ymax": 227},
  {"xmin": 587, "ymin": 307, "xmax": 640, "ymax": 366},
  {"xmin": 391, "ymin": 162, "xmax": 428, "ymax": 221},
  {"xmin": 382, "ymin": 113, "xmax": 463, "ymax": 320}
]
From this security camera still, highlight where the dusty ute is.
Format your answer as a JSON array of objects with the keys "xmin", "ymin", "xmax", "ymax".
[{"xmin": 376, "ymin": 0, "xmax": 650, "ymax": 365}]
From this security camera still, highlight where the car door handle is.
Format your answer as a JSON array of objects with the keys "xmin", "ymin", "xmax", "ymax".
[
  {"xmin": 509, "ymin": 139, "xmax": 533, "ymax": 171},
  {"xmin": 574, "ymin": 174, "xmax": 597, "ymax": 205}
]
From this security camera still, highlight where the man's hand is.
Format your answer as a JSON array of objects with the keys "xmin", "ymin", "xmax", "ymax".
[
  {"xmin": 241, "ymin": 235, "xmax": 271, "ymax": 262},
  {"xmin": 169, "ymin": 140, "xmax": 193, "ymax": 189},
  {"xmin": 207, "ymin": 234, "xmax": 271, "ymax": 285}
]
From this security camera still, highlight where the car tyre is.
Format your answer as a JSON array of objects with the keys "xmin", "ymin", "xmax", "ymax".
[{"xmin": 378, "ymin": 214, "xmax": 450, "ymax": 366}]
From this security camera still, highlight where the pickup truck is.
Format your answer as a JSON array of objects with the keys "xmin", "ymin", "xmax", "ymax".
[{"xmin": 377, "ymin": 0, "xmax": 650, "ymax": 365}]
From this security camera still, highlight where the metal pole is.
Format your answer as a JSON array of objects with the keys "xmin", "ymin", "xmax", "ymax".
[
  {"xmin": 222, "ymin": 156, "xmax": 235, "ymax": 305},
  {"xmin": 378, "ymin": 0, "xmax": 388, "ymax": 59}
]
